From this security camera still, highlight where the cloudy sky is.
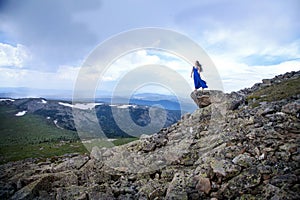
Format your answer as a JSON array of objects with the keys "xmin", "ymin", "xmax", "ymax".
[{"xmin": 0, "ymin": 0, "xmax": 299, "ymax": 97}]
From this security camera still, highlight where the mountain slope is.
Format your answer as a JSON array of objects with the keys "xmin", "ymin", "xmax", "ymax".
[
  {"xmin": 0, "ymin": 97, "xmax": 182, "ymax": 163},
  {"xmin": 0, "ymin": 99, "xmax": 182, "ymax": 138},
  {"xmin": 0, "ymin": 70, "xmax": 299, "ymax": 199},
  {"xmin": 0, "ymin": 104, "xmax": 87, "ymax": 164}
]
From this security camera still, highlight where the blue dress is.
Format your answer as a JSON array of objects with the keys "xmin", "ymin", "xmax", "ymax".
[{"xmin": 193, "ymin": 66, "xmax": 208, "ymax": 89}]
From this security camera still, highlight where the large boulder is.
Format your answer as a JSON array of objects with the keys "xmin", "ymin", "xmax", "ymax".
[
  {"xmin": 191, "ymin": 90, "xmax": 247, "ymax": 110},
  {"xmin": 190, "ymin": 90, "xmax": 225, "ymax": 108}
]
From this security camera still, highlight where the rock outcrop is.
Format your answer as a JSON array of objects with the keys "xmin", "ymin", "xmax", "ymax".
[
  {"xmin": 0, "ymin": 71, "xmax": 299, "ymax": 199},
  {"xmin": 191, "ymin": 89, "xmax": 246, "ymax": 111}
]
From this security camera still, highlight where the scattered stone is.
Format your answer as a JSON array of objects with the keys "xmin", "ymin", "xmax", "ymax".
[
  {"xmin": 281, "ymin": 101, "xmax": 300, "ymax": 117},
  {"xmin": 165, "ymin": 172, "xmax": 187, "ymax": 200},
  {"xmin": 232, "ymin": 153, "xmax": 255, "ymax": 168},
  {"xmin": 195, "ymin": 176, "xmax": 211, "ymax": 194}
]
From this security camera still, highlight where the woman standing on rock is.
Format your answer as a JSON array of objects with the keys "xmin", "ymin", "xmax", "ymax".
[{"xmin": 191, "ymin": 60, "xmax": 208, "ymax": 92}]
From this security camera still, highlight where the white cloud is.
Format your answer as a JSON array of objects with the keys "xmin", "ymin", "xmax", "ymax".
[
  {"xmin": 0, "ymin": 0, "xmax": 99, "ymax": 69},
  {"xmin": 101, "ymin": 50, "xmax": 162, "ymax": 82},
  {"xmin": 199, "ymin": 28, "xmax": 300, "ymax": 93},
  {"xmin": 202, "ymin": 29, "xmax": 300, "ymax": 61},
  {"xmin": 0, "ymin": 46, "xmax": 298, "ymax": 96},
  {"xmin": 212, "ymin": 54, "xmax": 300, "ymax": 92},
  {"xmin": 73, "ymin": 49, "xmax": 196, "ymax": 98},
  {"xmin": 97, "ymin": 50, "xmax": 194, "ymax": 90},
  {"xmin": 261, "ymin": 39, "xmax": 300, "ymax": 58},
  {"xmin": 57, "ymin": 65, "xmax": 80, "ymax": 80},
  {"xmin": 1, "ymin": 0, "xmax": 299, "ymax": 97},
  {"xmin": 0, "ymin": 43, "xmax": 31, "ymax": 67},
  {"xmin": 0, "ymin": 65, "xmax": 79, "ymax": 89}
]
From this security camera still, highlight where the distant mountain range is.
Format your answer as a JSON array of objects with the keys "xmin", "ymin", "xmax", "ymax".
[
  {"xmin": 0, "ymin": 97, "xmax": 183, "ymax": 138},
  {"xmin": 0, "ymin": 87, "xmax": 78, "ymax": 100},
  {"xmin": 0, "ymin": 87, "xmax": 197, "ymax": 112}
]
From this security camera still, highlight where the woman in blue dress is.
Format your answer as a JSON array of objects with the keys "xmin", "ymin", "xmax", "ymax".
[{"xmin": 190, "ymin": 60, "xmax": 208, "ymax": 92}]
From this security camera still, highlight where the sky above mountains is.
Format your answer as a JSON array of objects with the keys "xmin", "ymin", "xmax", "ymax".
[{"xmin": 0, "ymin": 0, "xmax": 299, "ymax": 96}]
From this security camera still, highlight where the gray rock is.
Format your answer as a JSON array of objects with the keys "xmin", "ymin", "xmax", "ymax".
[
  {"xmin": 281, "ymin": 101, "xmax": 300, "ymax": 117},
  {"xmin": 221, "ymin": 168, "xmax": 261, "ymax": 198},
  {"xmin": 232, "ymin": 153, "xmax": 255, "ymax": 168},
  {"xmin": 195, "ymin": 176, "xmax": 211, "ymax": 194},
  {"xmin": 190, "ymin": 90, "xmax": 226, "ymax": 109},
  {"xmin": 262, "ymin": 79, "xmax": 272, "ymax": 85},
  {"xmin": 137, "ymin": 179, "xmax": 165, "ymax": 199},
  {"xmin": 165, "ymin": 172, "xmax": 187, "ymax": 200},
  {"xmin": 269, "ymin": 174, "xmax": 298, "ymax": 188}
]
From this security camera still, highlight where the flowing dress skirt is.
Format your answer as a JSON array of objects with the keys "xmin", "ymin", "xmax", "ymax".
[{"xmin": 193, "ymin": 67, "xmax": 208, "ymax": 89}]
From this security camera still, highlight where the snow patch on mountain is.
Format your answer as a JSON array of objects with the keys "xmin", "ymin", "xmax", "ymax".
[
  {"xmin": 41, "ymin": 99, "xmax": 47, "ymax": 104},
  {"xmin": 117, "ymin": 104, "xmax": 137, "ymax": 109},
  {"xmin": 0, "ymin": 98, "xmax": 15, "ymax": 102},
  {"xmin": 58, "ymin": 102, "xmax": 103, "ymax": 110},
  {"xmin": 15, "ymin": 110, "xmax": 27, "ymax": 116}
]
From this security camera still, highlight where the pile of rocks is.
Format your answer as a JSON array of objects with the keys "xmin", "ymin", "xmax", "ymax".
[
  {"xmin": 240, "ymin": 70, "xmax": 300, "ymax": 95},
  {"xmin": 0, "ymin": 71, "xmax": 299, "ymax": 199}
]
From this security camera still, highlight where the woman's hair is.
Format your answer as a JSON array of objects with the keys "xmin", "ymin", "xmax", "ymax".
[{"xmin": 195, "ymin": 60, "xmax": 203, "ymax": 72}]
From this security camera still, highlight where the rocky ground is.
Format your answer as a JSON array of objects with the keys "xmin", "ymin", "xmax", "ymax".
[{"xmin": 0, "ymin": 71, "xmax": 299, "ymax": 199}]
